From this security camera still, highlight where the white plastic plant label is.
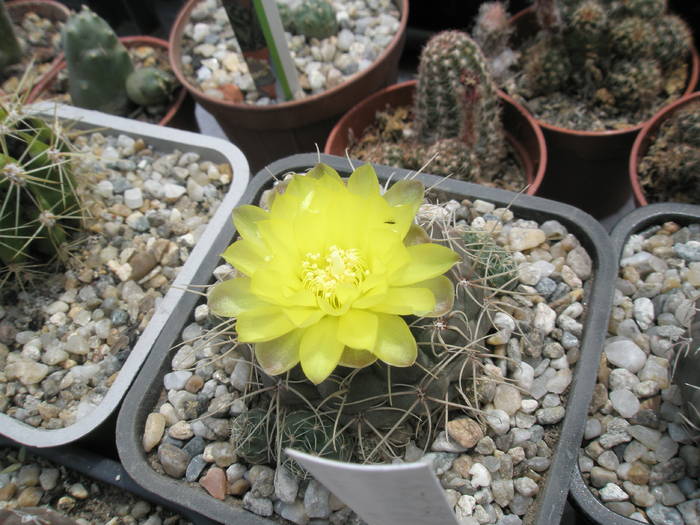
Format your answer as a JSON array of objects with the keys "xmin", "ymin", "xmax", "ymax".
[{"xmin": 286, "ymin": 449, "xmax": 460, "ymax": 525}]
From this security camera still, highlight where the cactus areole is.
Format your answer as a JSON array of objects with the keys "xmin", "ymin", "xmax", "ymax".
[{"xmin": 208, "ymin": 163, "xmax": 459, "ymax": 385}]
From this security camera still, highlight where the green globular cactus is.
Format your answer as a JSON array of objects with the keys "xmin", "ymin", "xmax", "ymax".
[
  {"xmin": 675, "ymin": 299, "xmax": 700, "ymax": 439},
  {"xmin": 414, "ymin": 31, "xmax": 506, "ymax": 182},
  {"xmin": 126, "ymin": 67, "xmax": 174, "ymax": 107},
  {"xmin": 291, "ymin": 0, "xmax": 338, "ymax": 40},
  {"xmin": 62, "ymin": 6, "xmax": 134, "ymax": 115},
  {"xmin": 653, "ymin": 15, "xmax": 694, "ymax": 68},
  {"xmin": 607, "ymin": 59, "xmax": 662, "ymax": 111},
  {"xmin": 230, "ymin": 408, "xmax": 272, "ymax": 464},
  {"xmin": 519, "ymin": 34, "xmax": 571, "ymax": 97},
  {"xmin": 425, "ymin": 138, "xmax": 480, "ymax": 181},
  {"xmin": 0, "ymin": 1, "xmax": 22, "ymax": 71},
  {"xmin": 620, "ymin": 0, "xmax": 666, "ymax": 18},
  {"xmin": 463, "ymin": 231, "xmax": 517, "ymax": 291},
  {"xmin": 0, "ymin": 97, "xmax": 83, "ymax": 285},
  {"xmin": 609, "ymin": 16, "xmax": 654, "ymax": 59},
  {"xmin": 566, "ymin": 0, "xmax": 608, "ymax": 51}
]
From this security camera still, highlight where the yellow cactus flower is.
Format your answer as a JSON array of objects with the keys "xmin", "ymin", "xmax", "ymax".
[{"xmin": 208, "ymin": 163, "xmax": 459, "ymax": 385}]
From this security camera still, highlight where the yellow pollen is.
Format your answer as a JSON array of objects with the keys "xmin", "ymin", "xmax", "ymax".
[{"xmin": 301, "ymin": 245, "xmax": 369, "ymax": 308}]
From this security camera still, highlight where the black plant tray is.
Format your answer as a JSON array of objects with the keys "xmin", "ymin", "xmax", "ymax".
[
  {"xmin": 116, "ymin": 153, "xmax": 617, "ymax": 525},
  {"xmin": 569, "ymin": 202, "xmax": 700, "ymax": 525}
]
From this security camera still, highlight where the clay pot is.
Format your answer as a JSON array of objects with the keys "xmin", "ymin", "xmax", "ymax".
[
  {"xmin": 27, "ymin": 36, "xmax": 197, "ymax": 130},
  {"xmin": 629, "ymin": 91, "xmax": 700, "ymax": 206},
  {"xmin": 324, "ymin": 80, "xmax": 547, "ymax": 195},
  {"xmin": 1, "ymin": 0, "xmax": 71, "ymax": 95},
  {"xmin": 509, "ymin": 7, "xmax": 699, "ymax": 218},
  {"xmin": 168, "ymin": 0, "xmax": 409, "ymax": 172}
]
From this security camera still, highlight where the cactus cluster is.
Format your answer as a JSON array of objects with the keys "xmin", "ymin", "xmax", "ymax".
[
  {"xmin": 508, "ymin": 0, "xmax": 693, "ymax": 125},
  {"xmin": 0, "ymin": 1, "xmax": 22, "ymax": 71},
  {"xmin": 674, "ymin": 298, "xmax": 700, "ymax": 438},
  {"xmin": 279, "ymin": 0, "xmax": 338, "ymax": 40},
  {"xmin": 353, "ymin": 30, "xmax": 509, "ymax": 185},
  {"xmin": 62, "ymin": 6, "xmax": 173, "ymax": 116},
  {"xmin": 638, "ymin": 99, "xmax": 700, "ymax": 204},
  {"xmin": 222, "ymin": 186, "xmax": 517, "ymax": 473},
  {"xmin": 0, "ymin": 94, "xmax": 83, "ymax": 286}
]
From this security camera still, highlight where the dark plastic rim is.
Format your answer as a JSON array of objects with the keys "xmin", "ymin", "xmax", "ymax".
[
  {"xmin": 117, "ymin": 153, "xmax": 617, "ymax": 525},
  {"xmin": 570, "ymin": 202, "xmax": 700, "ymax": 525}
]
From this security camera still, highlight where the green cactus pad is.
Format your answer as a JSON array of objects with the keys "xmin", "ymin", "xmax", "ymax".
[
  {"xmin": 292, "ymin": 0, "xmax": 338, "ymax": 40},
  {"xmin": 126, "ymin": 67, "xmax": 174, "ymax": 107}
]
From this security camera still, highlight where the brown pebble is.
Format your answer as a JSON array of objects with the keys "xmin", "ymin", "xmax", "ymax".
[
  {"xmin": 446, "ymin": 418, "xmax": 483, "ymax": 449},
  {"xmin": 185, "ymin": 375, "xmax": 204, "ymax": 393},
  {"xmin": 627, "ymin": 462, "xmax": 650, "ymax": 485},
  {"xmin": 220, "ymin": 83, "xmax": 243, "ymax": 103},
  {"xmin": 128, "ymin": 251, "xmax": 158, "ymax": 281},
  {"xmin": 452, "ymin": 455, "xmax": 473, "ymax": 478},
  {"xmin": 662, "ymin": 221, "xmax": 680, "ymax": 233},
  {"xmin": 16, "ymin": 486, "xmax": 43, "ymax": 507},
  {"xmin": 228, "ymin": 478, "xmax": 251, "ymax": 496},
  {"xmin": 0, "ymin": 482, "xmax": 17, "ymax": 501},
  {"xmin": 200, "ymin": 466, "xmax": 227, "ymax": 500}
]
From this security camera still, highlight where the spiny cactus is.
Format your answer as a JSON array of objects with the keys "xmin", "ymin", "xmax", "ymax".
[
  {"xmin": 638, "ymin": 99, "xmax": 700, "ymax": 204},
  {"xmin": 674, "ymin": 298, "xmax": 700, "ymax": 439},
  {"xmin": 0, "ymin": 1, "xmax": 22, "ymax": 71},
  {"xmin": 513, "ymin": 0, "xmax": 694, "ymax": 124},
  {"xmin": 62, "ymin": 6, "xmax": 134, "ymax": 115},
  {"xmin": 126, "ymin": 67, "xmax": 174, "ymax": 107},
  {"xmin": 220, "ymin": 175, "xmax": 518, "ymax": 469},
  {"xmin": 414, "ymin": 30, "xmax": 506, "ymax": 181},
  {"xmin": 0, "ymin": 95, "xmax": 83, "ymax": 286},
  {"xmin": 291, "ymin": 0, "xmax": 338, "ymax": 40}
]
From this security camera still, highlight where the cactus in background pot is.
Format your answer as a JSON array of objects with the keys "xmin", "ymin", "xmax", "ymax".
[
  {"xmin": 126, "ymin": 67, "xmax": 174, "ymax": 107},
  {"xmin": 0, "ymin": 1, "xmax": 22, "ymax": 70},
  {"xmin": 0, "ymin": 94, "xmax": 83, "ymax": 286},
  {"xmin": 62, "ymin": 6, "xmax": 134, "ymax": 115},
  {"xmin": 203, "ymin": 163, "xmax": 515, "ymax": 475},
  {"xmin": 291, "ymin": 0, "xmax": 338, "ymax": 40}
]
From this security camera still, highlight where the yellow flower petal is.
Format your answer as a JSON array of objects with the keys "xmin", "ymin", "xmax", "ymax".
[
  {"xmin": 347, "ymin": 164, "xmax": 380, "ymax": 196},
  {"xmin": 306, "ymin": 163, "xmax": 344, "ymax": 188},
  {"xmin": 416, "ymin": 275, "xmax": 455, "ymax": 317},
  {"xmin": 283, "ymin": 307, "xmax": 325, "ymax": 327},
  {"xmin": 255, "ymin": 329, "xmax": 303, "ymax": 375},
  {"xmin": 221, "ymin": 239, "xmax": 268, "ymax": 276},
  {"xmin": 368, "ymin": 286, "xmax": 435, "ymax": 316},
  {"xmin": 372, "ymin": 314, "xmax": 417, "ymax": 367},
  {"xmin": 383, "ymin": 179, "xmax": 424, "ymax": 211},
  {"xmin": 337, "ymin": 309, "xmax": 378, "ymax": 351},
  {"xmin": 208, "ymin": 278, "xmax": 268, "ymax": 317},
  {"xmin": 404, "ymin": 224, "xmax": 431, "ymax": 246},
  {"xmin": 232, "ymin": 205, "xmax": 269, "ymax": 243},
  {"xmin": 236, "ymin": 306, "xmax": 296, "ymax": 342},
  {"xmin": 299, "ymin": 316, "xmax": 344, "ymax": 384},
  {"xmin": 339, "ymin": 347, "xmax": 377, "ymax": 368},
  {"xmin": 391, "ymin": 243, "xmax": 460, "ymax": 286}
]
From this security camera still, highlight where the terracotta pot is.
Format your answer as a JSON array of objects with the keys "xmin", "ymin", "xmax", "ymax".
[
  {"xmin": 27, "ymin": 36, "xmax": 197, "ymax": 130},
  {"xmin": 169, "ymin": 0, "xmax": 409, "ymax": 172},
  {"xmin": 324, "ymin": 80, "xmax": 547, "ymax": 195},
  {"xmin": 1, "ymin": 0, "xmax": 71, "ymax": 96},
  {"xmin": 629, "ymin": 91, "xmax": 700, "ymax": 206},
  {"xmin": 509, "ymin": 7, "xmax": 699, "ymax": 218}
]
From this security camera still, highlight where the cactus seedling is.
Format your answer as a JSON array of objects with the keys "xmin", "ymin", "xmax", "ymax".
[
  {"xmin": 62, "ymin": 6, "xmax": 134, "ymax": 115},
  {"xmin": 0, "ymin": 1, "xmax": 22, "ymax": 71},
  {"xmin": 126, "ymin": 67, "xmax": 174, "ymax": 107},
  {"xmin": 292, "ymin": 0, "xmax": 338, "ymax": 40}
]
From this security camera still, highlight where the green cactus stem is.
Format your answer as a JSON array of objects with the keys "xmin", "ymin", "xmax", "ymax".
[
  {"xmin": 0, "ymin": 1, "xmax": 22, "ymax": 70},
  {"xmin": 292, "ymin": 0, "xmax": 338, "ymax": 40},
  {"xmin": 126, "ymin": 67, "xmax": 174, "ymax": 107},
  {"xmin": 62, "ymin": 6, "xmax": 134, "ymax": 115}
]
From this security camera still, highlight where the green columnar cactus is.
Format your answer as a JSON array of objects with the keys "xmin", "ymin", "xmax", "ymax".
[
  {"xmin": 0, "ymin": 97, "xmax": 82, "ymax": 285},
  {"xmin": 292, "ymin": 0, "xmax": 338, "ymax": 40},
  {"xmin": 414, "ymin": 31, "xmax": 506, "ymax": 181},
  {"xmin": 126, "ymin": 67, "xmax": 173, "ymax": 107},
  {"xmin": 0, "ymin": 1, "xmax": 22, "ymax": 70},
  {"xmin": 62, "ymin": 6, "xmax": 134, "ymax": 115},
  {"xmin": 673, "ymin": 299, "xmax": 700, "ymax": 438}
]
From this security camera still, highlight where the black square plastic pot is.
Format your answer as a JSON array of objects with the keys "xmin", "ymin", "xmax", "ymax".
[
  {"xmin": 569, "ymin": 202, "xmax": 700, "ymax": 525},
  {"xmin": 116, "ymin": 153, "xmax": 617, "ymax": 525}
]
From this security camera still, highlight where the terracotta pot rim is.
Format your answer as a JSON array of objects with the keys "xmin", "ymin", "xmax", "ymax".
[
  {"xmin": 168, "ymin": 0, "xmax": 409, "ymax": 112},
  {"xmin": 27, "ymin": 35, "xmax": 188, "ymax": 128},
  {"xmin": 629, "ymin": 91, "xmax": 700, "ymax": 207},
  {"xmin": 509, "ymin": 6, "xmax": 700, "ymax": 138},
  {"xmin": 323, "ymin": 79, "xmax": 548, "ymax": 196}
]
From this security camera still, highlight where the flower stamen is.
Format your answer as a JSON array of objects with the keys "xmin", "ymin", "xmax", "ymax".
[{"xmin": 301, "ymin": 245, "xmax": 369, "ymax": 309}]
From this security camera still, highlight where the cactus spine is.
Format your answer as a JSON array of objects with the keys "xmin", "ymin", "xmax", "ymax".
[
  {"xmin": 62, "ymin": 6, "xmax": 134, "ymax": 115},
  {"xmin": 0, "ymin": 95, "xmax": 83, "ymax": 285},
  {"xmin": 0, "ymin": 1, "xmax": 22, "ymax": 70}
]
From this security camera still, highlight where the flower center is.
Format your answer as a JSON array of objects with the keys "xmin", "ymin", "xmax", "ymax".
[{"xmin": 301, "ymin": 245, "xmax": 369, "ymax": 308}]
